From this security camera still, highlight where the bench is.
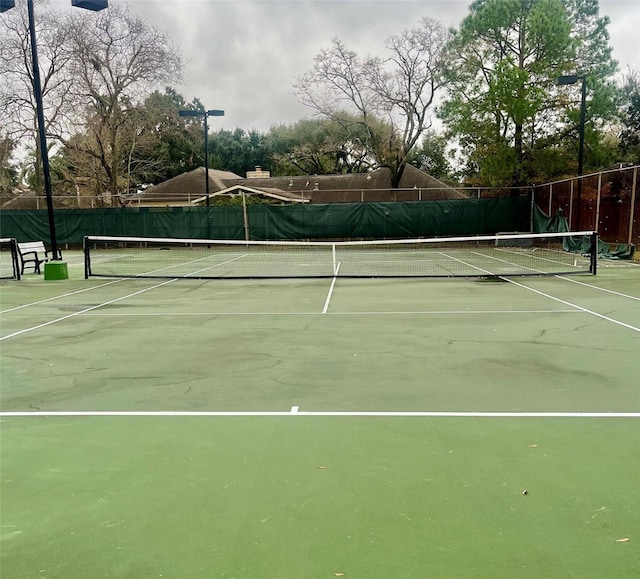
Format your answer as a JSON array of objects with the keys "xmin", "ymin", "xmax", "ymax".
[{"xmin": 17, "ymin": 241, "xmax": 62, "ymax": 274}]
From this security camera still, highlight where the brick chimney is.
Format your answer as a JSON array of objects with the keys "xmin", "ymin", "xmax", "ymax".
[{"xmin": 246, "ymin": 166, "xmax": 270, "ymax": 179}]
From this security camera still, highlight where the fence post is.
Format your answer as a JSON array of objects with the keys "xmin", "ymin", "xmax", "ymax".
[
  {"xmin": 548, "ymin": 184, "xmax": 553, "ymax": 217},
  {"xmin": 594, "ymin": 172, "xmax": 602, "ymax": 233},
  {"xmin": 242, "ymin": 190, "xmax": 250, "ymax": 241},
  {"xmin": 530, "ymin": 186, "xmax": 535, "ymax": 231},
  {"xmin": 568, "ymin": 180, "xmax": 574, "ymax": 229},
  {"xmin": 629, "ymin": 166, "xmax": 637, "ymax": 246}
]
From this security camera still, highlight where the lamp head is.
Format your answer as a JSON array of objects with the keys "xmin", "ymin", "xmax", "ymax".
[
  {"xmin": 557, "ymin": 74, "xmax": 580, "ymax": 85},
  {"xmin": 71, "ymin": 0, "xmax": 108, "ymax": 11},
  {"xmin": 0, "ymin": 0, "xmax": 16, "ymax": 13}
]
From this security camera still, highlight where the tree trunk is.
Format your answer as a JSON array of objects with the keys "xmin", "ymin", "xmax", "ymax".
[{"xmin": 391, "ymin": 161, "xmax": 406, "ymax": 189}]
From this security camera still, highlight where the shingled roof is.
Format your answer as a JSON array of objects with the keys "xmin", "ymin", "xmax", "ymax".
[
  {"xmin": 129, "ymin": 165, "xmax": 467, "ymax": 206},
  {"xmin": 131, "ymin": 168, "xmax": 243, "ymax": 205}
]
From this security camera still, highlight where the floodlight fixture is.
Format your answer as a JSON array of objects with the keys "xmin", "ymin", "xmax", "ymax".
[
  {"xmin": 556, "ymin": 74, "xmax": 580, "ymax": 86},
  {"xmin": 71, "ymin": 0, "xmax": 108, "ymax": 10},
  {"xmin": 0, "ymin": 0, "xmax": 16, "ymax": 13}
]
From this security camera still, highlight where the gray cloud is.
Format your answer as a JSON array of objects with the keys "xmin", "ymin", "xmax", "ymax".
[{"xmin": 121, "ymin": 0, "xmax": 639, "ymax": 132}]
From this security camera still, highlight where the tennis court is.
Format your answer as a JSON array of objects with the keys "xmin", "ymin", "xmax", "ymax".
[{"xmin": 1, "ymin": 244, "xmax": 639, "ymax": 578}]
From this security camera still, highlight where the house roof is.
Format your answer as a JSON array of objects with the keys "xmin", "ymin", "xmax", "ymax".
[
  {"xmin": 129, "ymin": 165, "xmax": 466, "ymax": 205},
  {"xmin": 133, "ymin": 167, "xmax": 243, "ymax": 204}
]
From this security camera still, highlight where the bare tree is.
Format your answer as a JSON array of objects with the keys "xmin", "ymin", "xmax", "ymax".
[
  {"xmin": 59, "ymin": 3, "xmax": 182, "ymax": 201},
  {"xmin": 0, "ymin": 0, "xmax": 76, "ymax": 194},
  {"xmin": 294, "ymin": 18, "xmax": 449, "ymax": 187}
]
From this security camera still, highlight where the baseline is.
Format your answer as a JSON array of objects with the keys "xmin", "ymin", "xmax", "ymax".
[{"xmin": 1, "ymin": 410, "xmax": 639, "ymax": 418}]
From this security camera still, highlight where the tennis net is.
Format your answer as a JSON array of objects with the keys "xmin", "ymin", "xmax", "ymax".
[
  {"xmin": 83, "ymin": 232, "xmax": 598, "ymax": 279},
  {"xmin": 0, "ymin": 238, "xmax": 20, "ymax": 280}
]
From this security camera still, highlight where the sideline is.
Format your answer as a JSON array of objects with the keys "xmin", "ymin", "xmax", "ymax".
[
  {"xmin": 0, "ymin": 279, "xmax": 125, "ymax": 313},
  {"xmin": 556, "ymin": 275, "xmax": 640, "ymax": 301},
  {"xmin": 0, "ymin": 278, "xmax": 178, "ymax": 341},
  {"xmin": 506, "ymin": 278, "xmax": 640, "ymax": 333}
]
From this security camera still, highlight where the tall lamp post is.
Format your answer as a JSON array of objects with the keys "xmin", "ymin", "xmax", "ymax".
[
  {"xmin": 178, "ymin": 109, "xmax": 225, "ymax": 206},
  {"xmin": 557, "ymin": 74, "xmax": 587, "ymax": 229},
  {"xmin": 0, "ymin": 0, "xmax": 109, "ymax": 280}
]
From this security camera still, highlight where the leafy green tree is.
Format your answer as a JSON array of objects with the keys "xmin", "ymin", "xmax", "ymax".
[
  {"xmin": 59, "ymin": 88, "xmax": 205, "ymax": 197},
  {"xmin": 619, "ymin": 70, "xmax": 640, "ymax": 163},
  {"xmin": 128, "ymin": 89, "xmax": 205, "ymax": 185},
  {"xmin": 265, "ymin": 116, "xmax": 377, "ymax": 176},
  {"xmin": 0, "ymin": 135, "xmax": 19, "ymax": 198},
  {"xmin": 406, "ymin": 130, "xmax": 453, "ymax": 181},
  {"xmin": 440, "ymin": 0, "xmax": 618, "ymax": 186},
  {"xmin": 206, "ymin": 128, "xmax": 269, "ymax": 177}
]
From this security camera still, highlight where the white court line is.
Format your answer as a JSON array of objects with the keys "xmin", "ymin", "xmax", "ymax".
[
  {"xmin": 1, "ymin": 410, "xmax": 638, "ymax": 418},
  {"xmin": 438, "ymin": 251, "xmax": 640, "ymax": 333},
  {"xmin": 80, "ymin": 309, "xmax": 580, "ymax": 317},
  {"xmin": 470, "ymin": 249, "xmax": 582, "ymax": 274},
  {"xmin": 0, "ymin": 279, "xmax": 125, "ymax": 313},
  {"xmin": 322, "ymin": 262, "xmax": 340, "ymax": 314},
  {"xmin": 506, "ymin": 278, "xmax": 640, "ymax": 333},
  {"xmin": 0, "ymin": 278, "xmax": 178, "ymax": 341},
  {"xmin": 556, "ymin": 275, "xmax": 640, "ymax": 301}
]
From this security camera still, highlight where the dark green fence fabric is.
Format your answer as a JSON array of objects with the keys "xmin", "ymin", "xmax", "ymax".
[{"xmin": 0, "ymin": 197, "xmax": 530, "ymax": 245}]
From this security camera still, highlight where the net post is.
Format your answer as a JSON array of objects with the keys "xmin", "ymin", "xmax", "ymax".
[
  {"xmin": 83, "ymin": 236, "xmax": 90, "ymax": 279},
  {"xmin": 590, "ymin": 232, "xmax": 598, "ymax": 275},
  {"xmin": 11, "ymin": 238, "xmax": 20, "ymax": 280}
]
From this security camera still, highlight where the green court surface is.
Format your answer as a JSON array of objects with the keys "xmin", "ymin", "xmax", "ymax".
[{"xmin": 1, "ymin": 251, "xmax": 639, "ymax": 578}]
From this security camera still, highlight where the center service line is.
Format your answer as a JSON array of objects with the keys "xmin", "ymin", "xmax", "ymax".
[{"xmin": 322, "ymin": 262, "xmax": 341, "ymax": 314}]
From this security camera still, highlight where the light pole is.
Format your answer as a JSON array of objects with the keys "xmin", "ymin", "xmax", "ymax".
[
  {"xmin": 178, "ymin": 109, "xmax": 225, "ymax": 206},
  {"xmin": 557, "ymin": 74, "xmax": 587, "ymax": 229},
  {"xmin": 1, "ymin": 0, "xmax": 109, "ymax": 280}
]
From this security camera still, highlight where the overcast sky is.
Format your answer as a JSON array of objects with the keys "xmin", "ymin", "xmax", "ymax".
[{"xmin": 64, "ymin": 0, "xmax": 640, "ymax": 133}]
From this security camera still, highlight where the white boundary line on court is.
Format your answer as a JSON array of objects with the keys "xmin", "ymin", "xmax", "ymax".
[
  {"xmin": 556, "ymin": 275, "xmax": 640, "ymax": 301},
  {"xmin": 79, "ymin": 309, "xmax": 581, "ymax": 316},
  {"xmin": 0, "ymin": 278, "xmax": 126, "ymax": 313},
  {"xmin": 437, "ymin": 251, "xmax": 640, "ymax": 333},
  {"xmin": 322, "ymin": 262, "xmax": 340, "ymax": 314},
  {"xmin": 0, "ymin": 278, "xmax": 178, "ymax": 341},
  {"xmin": 1, "ymin": 410, "xmax": 638, "ymax": 418},
  {"xmin": 506, "ymin": 278, "xmax": 640, "ymax": 333}
]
